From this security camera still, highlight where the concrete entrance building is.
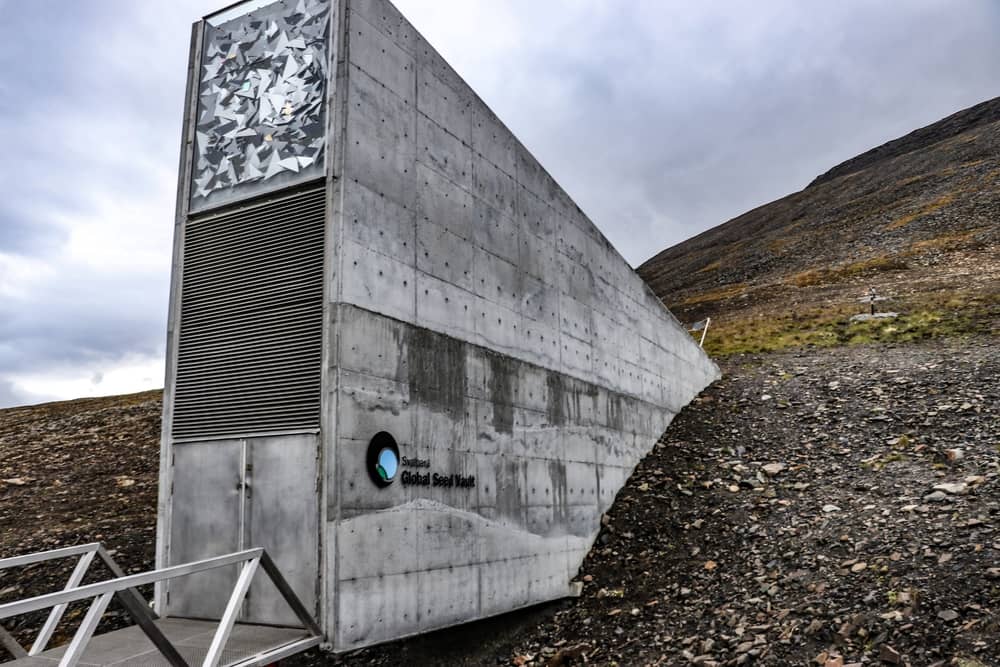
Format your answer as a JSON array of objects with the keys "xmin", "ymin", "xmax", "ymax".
[{"xmin": 156, "ymin": 0, "xmax": 719, "ymax": 651}]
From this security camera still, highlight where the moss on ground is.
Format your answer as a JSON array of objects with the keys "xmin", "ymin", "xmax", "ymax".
[
  {"xmin": 786, "ymin": 255, "xmax": 910, "ymax": 287},
  {"xmin": 697, "ymin": 291, "xmax": 998, "ymax": 357},
  {"xmin": 678, "ymin": 282, "xmax": 747, "ymax": 306}
]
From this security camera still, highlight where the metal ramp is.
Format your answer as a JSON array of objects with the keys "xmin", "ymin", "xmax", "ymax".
[{"xmin": 0, "ymin": 544, "xmax": 323, "ymax": 666}]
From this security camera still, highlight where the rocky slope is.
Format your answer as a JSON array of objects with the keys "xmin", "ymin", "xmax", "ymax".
[
  {"xmin": 638, "ymin": 97, "xmax": 1000, "ymax": 356},
  {"xmin": 810, "ymin": 98, "xmax": 1000, "ymax": 187}
]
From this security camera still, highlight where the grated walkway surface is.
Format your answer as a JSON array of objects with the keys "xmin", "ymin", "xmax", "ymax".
[{"xmin": 5, "ymin": 617, "xmax": 314, "ymax": 666}]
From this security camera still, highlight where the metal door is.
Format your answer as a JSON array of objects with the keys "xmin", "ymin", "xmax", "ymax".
[
  {"xmin": 166, "ymin": 435, "xmax": 319, "ymax": 625},
  {"xmin": 244, "ymin": 433, "xmax": 320, "ymax": 625}
]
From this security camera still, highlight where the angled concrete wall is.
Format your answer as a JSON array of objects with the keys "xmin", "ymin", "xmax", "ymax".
[
  {"xmin": 324, "ymin": 0, "xmax": 719, "ymax": 649},
  {"xmin": 160, "ymin": 0, "xmax": 718, "ymax": 653}
]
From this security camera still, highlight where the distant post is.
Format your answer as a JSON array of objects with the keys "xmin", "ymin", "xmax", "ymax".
[
  {"xmin": 688, "ymin": 318, "xmax": 711, "ymax": 348},
  {"xmin": 868, "ymin": 286, "xmax": 877, "ymax": 316}
]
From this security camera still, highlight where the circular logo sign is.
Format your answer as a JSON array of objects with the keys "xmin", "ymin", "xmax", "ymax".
[{"xmin": 366, "ymin": 432, "xmax": 400, "ymax": 487}]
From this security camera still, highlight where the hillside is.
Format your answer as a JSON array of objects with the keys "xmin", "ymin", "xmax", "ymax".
[{"xmin": 639, "ymin": 97, "xmax": 1000, "ymax": 356}]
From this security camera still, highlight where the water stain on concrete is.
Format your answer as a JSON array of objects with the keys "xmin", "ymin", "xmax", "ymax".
[
  {"xmin": 487, "ymin": 353, "xmax": 514, "ymax": 435},
  {"xmin": 607, "ymin": 393, "xmax": 625, "ymax": 431},
  {"xmin": 546, "ymin": 372, "xmax": 565, "ymax": 426},
  {"xmin": 548, "ymin": 458, "xmax": 568, "ymax": 527},
  {"xmin": 408, "ymin": 327, "xmax": 466, "ymax": 417}
]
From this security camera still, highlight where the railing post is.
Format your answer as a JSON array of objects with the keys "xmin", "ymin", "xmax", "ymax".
[
  {"xmin": 30, "ymin": 549, "xmax": 97, "ymax": 655},
  {"xmin": 96, "ymin": 545, "xmax": 157, "ymax": 620},
  {"xmin": 0, "ymin": 624, "xmax": 27, "ymax": 659},
  {"xmin": 259, "ymin": 551, "xmax": 323, "ymax": 637},
  {"xmin": 57, "ymin": 592, "xmax": 113, "ymax": 667},
  {"xmin": 201, "ymin": 556, "xmax": 260, "ymax": 667},
  {"xmin": 112, "ymin": 589, "xmax": 190, "ymax": 667}
]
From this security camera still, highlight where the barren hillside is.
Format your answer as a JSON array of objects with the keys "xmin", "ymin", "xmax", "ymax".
[{"xmin": 639, "ymin": 97, "xmax": 1000, "ymax": 357}]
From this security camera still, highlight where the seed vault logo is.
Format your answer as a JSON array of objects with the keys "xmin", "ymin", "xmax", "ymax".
[
  {"xmin": 366, "ymin": 432, "xmax": 399, "ymax": 487},
  {"xmin": 366, "ymin": 431, "xmax": 475, "ymax": 490}
]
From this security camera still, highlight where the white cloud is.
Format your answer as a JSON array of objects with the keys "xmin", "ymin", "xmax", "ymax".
[
  {"xmin": 9, "ymin": 353, "xmax": 164, "ymax": 404},
  {"xmin": 0, "ymin": 252, "xmax": 56, "ymax": 300}
]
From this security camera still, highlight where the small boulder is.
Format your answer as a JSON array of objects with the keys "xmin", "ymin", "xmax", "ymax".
[
  {"xmin": 923, "ymin": 491, "xmax": 948, "ymax": 503},
  {"xmin": 933, "ymin": 482, "xmax": 968, "ymax": 495},
  {"xmin": 762, "ymin": 463, "xmax": 786, "ymax": 476},
  {"xmin": 879, "ymin": 644, "xmax": 902, "ymax": 665}
]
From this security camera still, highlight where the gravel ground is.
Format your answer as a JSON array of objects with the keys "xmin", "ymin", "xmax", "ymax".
[{"xmin": 1, "ymin": 338, "xmax": 997, "ymax": 666}]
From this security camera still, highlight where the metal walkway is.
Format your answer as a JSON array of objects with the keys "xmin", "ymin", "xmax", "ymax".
[{"xmin": 0, "ymin": 544, "xmax": 323, "ymax": 667}]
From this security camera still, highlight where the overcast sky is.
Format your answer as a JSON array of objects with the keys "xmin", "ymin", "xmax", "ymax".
[{"xmin": 0, "ymin": 0, "xmax": 997, "ymax": 408}]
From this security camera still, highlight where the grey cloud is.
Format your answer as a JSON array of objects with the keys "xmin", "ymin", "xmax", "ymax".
[
  {"xmin": 0, "ymin": 272, "xmax": 168, "ymax": 376},
  {"xmin": 428, "ymin": 0, "xmax": 1000, "ymax": 264},
  {"xmin": 0, "ymin": 206, "xmax": 66, "ymax": 254},
  {"xmin": 0, "ymin": 0, "xmax": 203, "ymax": 402}
]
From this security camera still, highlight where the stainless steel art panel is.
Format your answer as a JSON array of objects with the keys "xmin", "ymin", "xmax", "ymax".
[{"xmin": 191, "ymin": 0, "xmax": 331, "ymax": 211}]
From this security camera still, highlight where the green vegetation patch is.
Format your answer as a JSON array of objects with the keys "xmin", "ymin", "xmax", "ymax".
[
  {"xmin": 905, "ymin": 228, "xmax": 984, "ymax": 255},
  {"xmin": 787, "ymin": 254, "xmax": 909, "ymax": 287},
  {"xmin": 678, "ymin": 282, "xmax": 747, "ymax": 306},
  {"xmin": 698, "ymin": 292, "xmax": 997, "ymax": 357}
]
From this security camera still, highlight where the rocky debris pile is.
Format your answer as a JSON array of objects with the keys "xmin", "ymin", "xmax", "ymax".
[
  {"xmin": 314, "ymin": 338, "xmax": 998, "ymax": 666},
  {"xmin": 503, "ymin": 339, "xmax": 999, "ymax": 667}
]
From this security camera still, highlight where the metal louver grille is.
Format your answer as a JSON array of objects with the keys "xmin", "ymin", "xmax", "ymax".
[{"xmin": 172, "ymin": 185, "xmax": 326, "ymax": 440}]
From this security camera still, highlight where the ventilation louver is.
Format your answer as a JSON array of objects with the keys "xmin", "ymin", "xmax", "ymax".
[{"xmin": 171, "ymin": 185, "xmax": 326, "ymax": 440}]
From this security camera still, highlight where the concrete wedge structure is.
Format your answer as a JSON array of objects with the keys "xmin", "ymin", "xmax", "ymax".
[{"xmin": 157, "ymin": 0, "xmax": 720, "ymax": 651}]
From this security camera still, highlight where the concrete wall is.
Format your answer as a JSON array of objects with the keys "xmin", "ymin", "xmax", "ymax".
[
  {"xmin": 161, "ymin": 0, "xmax": 718, "ymax": 651},
  {"xmin": 324, "ymin": 0, "xmax": 719, "ymax": 649},
  {"xmin": 334, "ymin": 0, "xmax": 715, "ymax": 404}
]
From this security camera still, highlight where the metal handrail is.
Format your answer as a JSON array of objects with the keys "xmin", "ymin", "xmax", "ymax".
[
  {"xmin": 0, "ymin": 549, "xmax": 261, "ymax": 620},
  {"xmin": 0, "ymin": 546, "xmax": 322, "ymax": 667},
  {"xmin": 0, "ymin": 543, "xmax": 101, "ymax": 571},
  {"xmin": 0, "ymin": 542, "xmax": 154, "ymax": 659}
]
